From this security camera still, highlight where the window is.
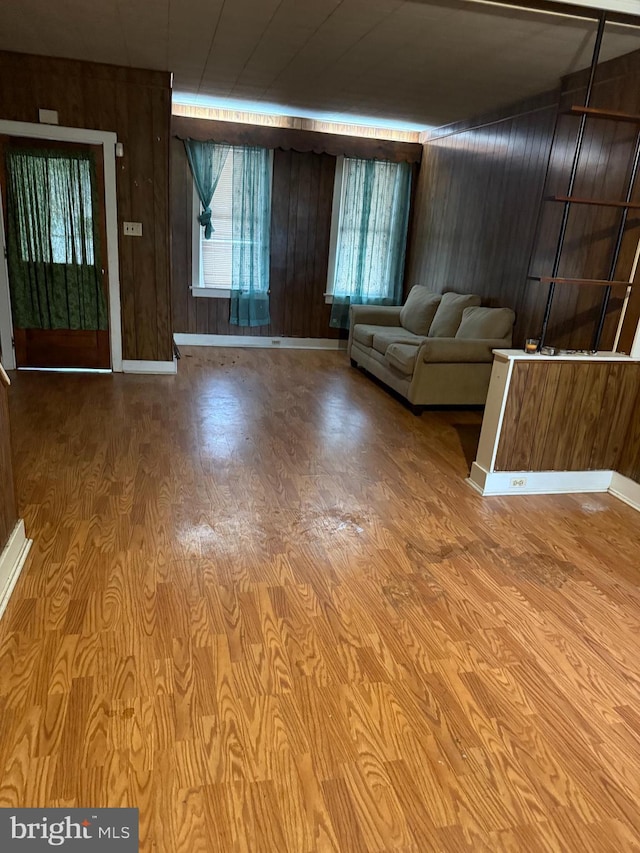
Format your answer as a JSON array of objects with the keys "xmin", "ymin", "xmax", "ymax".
[
  {"xmin": 191, "ymin": 146, "xmax": 273, "ymax": 298},
  {"xmin": 326, "ymin": 156, "xmax": 412, "ymax": 316},
  {"xmin": 10, "ymin": 152, "xmax": 95, "ymax": 266}
]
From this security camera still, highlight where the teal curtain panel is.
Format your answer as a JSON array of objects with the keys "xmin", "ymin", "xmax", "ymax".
[
  {"xmin": 185, "ymin": 139, "xmax": 272, "ymax": 328},
  {"xmin": 330, "ymin": 158, "xmax": 412, "ymax": 330},
  {"xmin": 229, "ymin": 146, "xmax": 272, "ymax": 328},
  {"xmin": 183, "ymin": 139, "xmax": 230, "ymax": 239}
]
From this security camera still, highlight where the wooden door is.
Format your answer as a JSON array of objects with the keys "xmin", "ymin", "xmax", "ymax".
[{"xmin": 0, "ymin": 137, "xmax": 110, "ymax": 369}]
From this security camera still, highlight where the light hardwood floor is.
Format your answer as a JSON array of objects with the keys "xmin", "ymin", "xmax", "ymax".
[{"xmin": 1, "ymin": 347, "xmax": 640, "ymax": 852}]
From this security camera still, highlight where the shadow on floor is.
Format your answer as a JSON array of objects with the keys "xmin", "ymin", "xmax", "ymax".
[{"xmin": 452, "ymin": 422, "xmax": 482, "ymax": 470}]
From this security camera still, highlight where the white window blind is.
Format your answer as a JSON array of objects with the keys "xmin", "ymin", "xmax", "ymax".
[{"xmin": 201, "ymin": 151, "xmax": 233, "ymax": 289}]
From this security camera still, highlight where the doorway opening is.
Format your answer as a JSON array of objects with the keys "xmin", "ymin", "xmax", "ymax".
[{"xmin": 0, "ymin": 120, "xmax": 121, "ymax": 372}]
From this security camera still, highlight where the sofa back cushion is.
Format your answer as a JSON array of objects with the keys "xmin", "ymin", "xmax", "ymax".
[
  {"xmin": 455, "ymin": 306, "xmax": 515, "ymax": 341},
  {"xmin": 399, "ymin": 287, "xmax": 441, "ymax": 336},
  {"xmin": 428, "ymin": 292, "xmax": 481, "ymax": 337}
]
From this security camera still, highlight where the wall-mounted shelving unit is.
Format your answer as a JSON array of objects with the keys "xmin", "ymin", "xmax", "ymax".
[{"xmin": 527, "ymin": 11, "xmax": 640, "ymax": 350}]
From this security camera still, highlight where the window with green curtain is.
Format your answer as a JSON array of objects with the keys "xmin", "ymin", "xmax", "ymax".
[
  {"xmin": 328, "ymin": 157, "xmax": 412, "ymax": 330},
  {"xmin": 184, "ymin": 139, "xmax": 272, "ymax": 327},
  {"xmin": 5, "ymin": 147, "xmax": 107, "ymax": 331}
]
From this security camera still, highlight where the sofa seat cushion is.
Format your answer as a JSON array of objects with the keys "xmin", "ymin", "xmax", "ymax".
[
  {"xmin": 372, "ymin": 328, "xmax": 425, "ymax": 355},
  {"xmin": 428, "ymin": 292, "xmax": 481, "ymax": 337},
  {"xmin": 353, "ymin": 324, "xmax": 398, "ymax": 348},
  {"xmin": 456, "ymin": 306, "xmax": 516, "ymax": 341},
  {"xmin": 399, "ymin": 287, "xmax": 441, "ymax": 335},
  {"xmin": 385, "ymin": 343, "xmax": 419, "ymax": 376}
]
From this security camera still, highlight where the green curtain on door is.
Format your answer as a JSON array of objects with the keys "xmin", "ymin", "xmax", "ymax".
[{"xmin": 5, "ymin": 147, "xmax": 107, "ymax": 331}]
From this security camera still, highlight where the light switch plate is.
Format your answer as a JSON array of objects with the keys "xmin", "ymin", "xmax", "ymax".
[{"xmin": 123, "ymin": 221, "xmax": 143, "ymax": 237}]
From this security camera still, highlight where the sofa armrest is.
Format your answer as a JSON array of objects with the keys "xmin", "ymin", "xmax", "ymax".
[
  {"xmin": 348, "ymin": 305, "xmax": 402, "ymax": 356},
  {"xmin": 419, "ymin": 338, "xmax": 508, "ymax": 364}
]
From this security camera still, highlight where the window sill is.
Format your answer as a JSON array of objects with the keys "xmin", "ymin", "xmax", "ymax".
[{"xmin": 191, "ymin": 286, "xmax": 231, "ymax": 299}]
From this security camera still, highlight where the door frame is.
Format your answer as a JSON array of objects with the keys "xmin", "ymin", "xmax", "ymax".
[{"xmin": 0, "ymin": 120, "xmax": 122, "ymax": 372}]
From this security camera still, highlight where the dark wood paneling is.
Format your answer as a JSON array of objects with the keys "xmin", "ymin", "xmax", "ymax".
[
  {"xmin": 171, "ymin": 138, "xmax": 339, "ymax": 339},
  {"xmin": 0, "ymin": 51, "xmax": 172, "ymax": 362},
  {"xmin": 405, "ymin": 92, "xmax": 558, "ymax": 348},
  {"xmin": 618, "ymin": 381, "xmax": 640, "ymax": 484},
  {"xmin": 495, "ymin": 360, "xmax": 640, "ymax": 475},
  {"xmin": 407, "ymin": 49, "xmax": 640, "ymax": 352},
  {"xmin": 0, "ymin": 376, "xmax": 17, "ymax": 551}
]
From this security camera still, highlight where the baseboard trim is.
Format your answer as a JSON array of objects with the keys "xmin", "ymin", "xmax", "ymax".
[
  {"xmin": 173, "ymin": 333, "xmax": 347, "ymax": 350},
  {"xmin": 0, "ymin": 520, "xmax": 32, "ymax": 621},
  {"xmin": 609, "ymin": 472, "xmax": 640, "ymax": 512},
  {"xmin": 468, "ymin": 463, "xmax": 613, "ymax": 497},
  {"xmin": 122, "ymin": 359, "xmax": 177, "ymax": 375}
]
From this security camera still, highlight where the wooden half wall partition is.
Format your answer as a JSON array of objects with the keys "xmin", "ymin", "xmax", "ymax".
[
  {"xmin": 0, "ymin": 363, "xmax": 31, "ymax": 620},
  {"xmin": 470, "ymin": 350, "xmax": 640, "ymax": 504},
  {"xmin": 0, "ymin": 51, "xmax": 173, "ymax": 363}
]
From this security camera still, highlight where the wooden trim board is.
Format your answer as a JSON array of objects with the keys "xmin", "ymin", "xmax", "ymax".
[
  {"xmin": 173, "ymin": 334, "xmax": 347, "ymax": 350},
  {"xmin": 0, "ymin": 519, "xmax": 32, "ymax": 621}
]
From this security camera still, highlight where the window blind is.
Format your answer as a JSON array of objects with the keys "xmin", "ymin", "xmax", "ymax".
[{"xmin": 201, "ymin": 152, "xmax": 233, "ymax": 288}]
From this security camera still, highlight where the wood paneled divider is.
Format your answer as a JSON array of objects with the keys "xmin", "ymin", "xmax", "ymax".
[
  {"xmin": 0, "ymin": 51, "xmax": 173, "ymax": 362},
  {"xmin": 0, "ymin": 369, "xmax": 17, "ymax": 552},
  {"xmin": 495, "ymin": 359, "xmax": 640, "ymax": 477}
]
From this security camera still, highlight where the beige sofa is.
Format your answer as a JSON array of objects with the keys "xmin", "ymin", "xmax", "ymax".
[{"xmin": 348, "ymin": 288, "xmax": 515, "ymax": 407}]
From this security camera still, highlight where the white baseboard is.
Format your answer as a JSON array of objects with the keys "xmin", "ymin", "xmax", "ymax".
[
  {"xmin": 122, "ymin": 359, "xmax": 177, "ymax": 375},
  {"xmin": 0, "ymin": 520, "xmax": 32, "ymax": 621},
  {"xmin": 468, "ymin": 463, "xmax": 614, "ymax": 496},
  {"xmin": 609, "ymin": 472, "xmax": 640, "ymax": 512},
  {"xmin": 173, "ymin": 333, "xmax": 347, "ymax": 350}
]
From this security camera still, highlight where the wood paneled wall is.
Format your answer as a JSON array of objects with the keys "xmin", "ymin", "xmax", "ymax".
[
  {"xmin": 494, "ymin": 360, "xmax": 640, "ymax": 477},
  {"xmin": 171, "ymin": 116, "xmax": 421, "ymax": 339},
  {"xmin": 618, "ymin": 381, "xmax": 640, "ymax": 484},
  {"xmin": 0, "ymin": 376, "xmax": 17, "ymax": 552},
  {"xmin": 0, "ymin": 51, "xmax": 173, "ymax": 362},
  {"xmin": 405, "ymin": 92, "xmax": 558, "ymax": 348},
  {"xmin": 406, "ymin": 48, "xmax": 640, "ymax": 352},
  {"xmin": 522, "ymin": 51, "xmax": 640, "ymax": 352},
  {"xmin": 172, "ymin": 140, "xmax": 339, "ymax": 338},
  {"xmin": 270, "ymin": 149, "xmax": 338, "ymax": 338}
]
